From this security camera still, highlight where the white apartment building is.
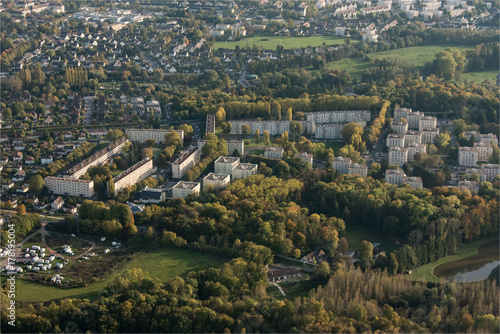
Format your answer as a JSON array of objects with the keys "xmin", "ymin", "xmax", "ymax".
[
  {"xmin": 385, "ymin": 169, "xmax": 406, "ymax": 185},
  {"xmin": 332, "ymin": 156, "xmax": 351, "ymax": 174},
  {"xmin": 45, "ymin": 177, "xmax": 95, "ymax": 198},
  {"xmin": 315, "ymin": 123, "xmax": 343, "ymax": 139},
  {"xmin": 387, "ymin": 134, "xmax": 405, "ymax": 148},
  {"xmin": 394, "ymin": 107, "xmax": 412, "ymax": 121},
  {"xmin": 125, "ymin": 128, "xmax": 184, "ymax": 144},
  {"xmin": 389, "ymin": 147, "xmax": 408, "ymax": 166},
  {"xmin": 112, "ymin": 158, "xmax": 156, "ymax": 196},
  {"xmin": 230, "ymin": 120, "xmax": 315, "ymax": 137},
  {"xmin": 348, "ymin": 163, "xmax": 367, "ymax": 176},
  {"xmin": 481, "ymin": 164, "xmax": 500, "ymax": 182},
  {"xmin": 264, "ymin": 147, "xmax": 284, "ymax": 159},
  {"xmin": 459, "ymin": 147, "xmax": 478, "ymax": 167},
  {"xmin": 297, "ymin": 152, "xmax": 313, "ymax": 167},
  {"xmin": 67, "ymin": 137, "xmax": 129, "ymax": 179},
  {"xmin": 172, "ymin": 181, "xmax": 201, "ymax": 198},
  {"xmin": 404, "ymin": 176, "xmax": 423, "ymax": 189},
  {"xmin": 407, "ymin": 143, "xmax": 427, "ymax": 162},
  {"xmin": 459, "ymin": 180, "xmax": 480, "ymax": 193},
  {"xmin": 226, "ymin": 140, "xmax": 244, "ymax": 156},
  {"xmin": 203, "ymin": 173, "xmax": 231, "ymax": 190},
  {"xmin": 231, "ymin": 163, "xmax": 258, "ymax": 179},
  {"xmin": 146, "ymin": 101, "xmax": 162, "ymax": 118},
  {"xmin": 361, "ymin": 5, "xmax": 391, "ymax": 14},
  {"xmin": 305, "ymin": 110, "xmax": 371, "ymax": 123},
  {"xmin": 404, "ymin": 131, "xmax": 422, "ymax": 146},
  {"xmin": 421, "ymin": 129, "xmax": 439, "ymax": 144},
  {"xmin": 391, "ymin": 121, "xmax": 408, "ymax": 135},
  {"xmin": 214, "ymin": 156, "xmax": 240, "ymax": 174},
  {"xmin": 407, "ymin": 111, "xmax": 423, "ymax": 129},
  {"xmin": 418, "ymin": 116, "xmax": 437, "ymax": 131},
  {"xmin": 474, "ymin": 142, "xmax": 493, "ymax": 162},
  {"xmin": 478, "ymin": 133, "xmax": 498, "ymax": 146},
  {"xmin": 172, "ymin": 146, "xmax": 201, "ymax": 179}
]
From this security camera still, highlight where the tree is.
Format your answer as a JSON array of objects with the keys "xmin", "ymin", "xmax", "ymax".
[
  {"xmin": 388, "ymin": 253, "xmax": 398, "ymax": 275},
  {"xmin": 16, "ymin": 204, "xmax": 26, "ymax": 215},
  {"xmin": 434, "ymin": 133, "xmax": 451, "ymax": 149},
  {"xmin": 359, "ymin": 240, "xmax": 374, "ymax": 268},
  {"xmin": 108, "ymin": 178, "xmax": 115, "ymax": 196},
  {"xmin": 177, "ymin": 124, "xmax": 194, "ymax": 137},
  {"xmin": 254, "ymin": 129, "xmax": 260, "ymax": 144},
  {"xmin": 338, "ymin": 237, "xmax": 349, "ymax": 255},
  {"xmin": 29, "ymin": 175, "xmax": 44, "ymax": 193},
  {"xmin": 153, "ymin": 68, "xmax": 164, "ymax": 82},
  {"xmin": 145, "ymin": 139, "xmax": 155, "ymax": 147},
  {"xmin": 215, "ymin": 107, "xmax": 226, "ymax": 124},
  {"xmin": 222, "ymin": 121, "xmax": 232, "ymax": 134},
  {"xmin": 241, "ymin": 124, "xmax": 251, "ymax": 137},
  {"xmin": 341, "ymin": 122, "xmax": 363, "ymax": 142},
  {"xmin": 142, "ymin": 147, "xmax": 153, "ymax": 159},
  {"xmin": 156, "ymin": 153, "xmax": 168, "ymax": 167},
  {"xmin": 285, "ymin": 107, "xmax": 293, "ymax": 121},
  {"xmin": 313, "ymin": 261, "xmax": 330, "ymax": 280},
  {"xmin": 110, "ymin": 203, "xmax": 134, "ymax": 225},
  {"xmin": 263, "ymin": 130, "xmax": 270, "ymax": 146},
  {"xmin": 165, "ymin": 131, "xmax": 182, "ymax": 149},
  {"xmin": 290, "ymin": 121, "xmax": 303, "ymax": 141},
  {"xmin": 107, "ymin": 129, "xmax": 124, "ymax": 141}
]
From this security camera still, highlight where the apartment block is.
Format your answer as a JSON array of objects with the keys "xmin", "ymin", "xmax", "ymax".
[
  {"xmin": 206, "ymin": 114, "xmax": 216, "ymax": 134},
  {"xmin": 389, "ymin": 147, "xmax": 408, "ymax": 166},
  {"xmin": 387, "ymin": 134, "xmax": 405, "ymax": 148},
  {"xmin": 172, "ymin": 146, "xmax": 201, "ymax": 179},
  {"xmin": 421, "ymin": 128, "xmax": 439, "ymax": 144},
  {"xmin": 459, "ymin": 147, "xmax": 478, "ymax": 167},
  {"xmin": 264, "ymin": 147, "xmax": 284, "ymax": 159},
  {"xmin": 231, "ymin": 163, "xmax": 258, "ymax": 179},
  {"xmin": 474, "ymin": 142, "xmax": 493, "ymax": 162},
  {"xmin": 203, "ymin": 173, "xmax": 231, "ymax": 189},
  {"xmin": 226, "ymin": 140, "xmax": 244, "ymax": 156},
  {"xmin": 391, "ymin": 120, "xmax": 408, "ymax": 135},
  {"xmin": 45, "ymin": 177, "xmax": 95, "ymax": 198},
  {"xmin": 305, "ymin": 110, "xmax": 371, "ymax": 123},
  {"xmin": 146, "ymin": 101, "xmax": 162, "ymax": 118},
  {"xmin": 404, "ymin": 176, "xmax": 423, "ymax": 189},
  {"xmin": 418, "ymin": 116, "xmax": 437, "ymax": 131},
  {"xmin": 481, "ymin": 164, "xmax": 500, "ymax": 182},
  {"xmin": 297, "ymin": 152, "xmax": 313, "ymax": 167},
  {"xmin": 230, "ymin": 120, "xmax": 315, "ymax": 137},
  {"xmin": 172, "ymin": 181, "xmax": 201, "ymax": 198},
  {"xmin": 348, "ymin": 163, "xmax": 367, "ymax": 176},
  {"xmin": 478, "ymin": 133, "xmax": 499, "ymax": 146},
  {"xmin": 125, "ymin": 128, "xmax": 184, "ymax": 144},
  {"xmin": 407, "ymin": 111, "xmax": 423, "ymax": 129},
  {"xmin": 385, "ymin": 169, "xmax": 406, "ymax": 185},
  {"xmin": 406, "ymin": 143, "xmax": 427, "ymax": 162},
  {"xmin": 214, "ymin": 156, "xmax": 240, "ymax": 174},
  {"xmin": 404, "ymin": 131, "xmax": 422, "ymax": 146},
  {"xmin": 314, "ymin": 123, "xmax": 343, "ymax": 139},
  {"xmin": 459, "ymin": 180, "xmax": 480, "ymax": 193},
  {"xmin": 66, "ymin": 137, "xmax": 129, "ymax": 179},
  {"xmin": 394, "ymin": 107, "xmax": 412, "ymax": 121},
  {"xmin": 331, "ymin": 156, "xmax": 351, "ymax": 174},
  {"xmin": 112, "ymin": 158, "xmax": 156, "ymax": 196}
]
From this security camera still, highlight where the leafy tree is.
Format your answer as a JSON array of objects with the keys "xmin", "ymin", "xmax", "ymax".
[
  {"xmin": 178, "ymin": 124, "xmax": 194, "ymax": 137},
  {"xmin": 254, "ymin": 129, "xmax": 260, "ymax": 144},
  {"xmin": 215, "ymin": 107, "xmax": 226, "ymax": 124},
  {"xmin": 29, "ymin": 175, "xmax": 44, "ymax": 193},
  {"xmin": 359, "ymin": 240, "xmax": 374, "ymax": 268},
  {"xmin": 434, "ymin": 133, "xmax": 451, "ymax": 149},
  {"xmin": 388, "ymin": 253, "xmax": 398, "ymax": 275},
  {"xmin": 290, "ymin": 121, "xmax": 303, "ymax": 141},
  {"xmin": 107, "ymin": 129, "xmax": 124, "ymax": 141},
  {"xmin": 285, "ymin": 107, "xmax": 292, "ymax": 121},
  {"xmin": 263, "ymin": 130, "xmax": 270, "ymax": 146},
  {"xmin": 313, "ymin": 261, "xmax": 330, "ymax": 280},
  {"xmin": 145, "ymin": 139, "xmax": 155, "ymax": 147},
  {"xmin": 338, "ymin": 237, "xmax": 349, "ymax": 255},
  {"xmin": 142, "ymin": 147, "xmax": 153, "ymax": 159},
  {"xmin": 241, "ymin": 124, "xmax": 252, "ymax": 137},
  {"xmin": 16, "ymin": 204, "xmax": 26, "ymax": 215},
  {"xmin": 110, "ymin": 203, "xmax": 134, "ymax": 225}
]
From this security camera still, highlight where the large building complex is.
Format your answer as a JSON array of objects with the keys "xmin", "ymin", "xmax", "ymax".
[
  {"xmin": 214, "ymin": 156, "xmax": 240, "ymax": 174},
  {"xmin": 389, "ymin": 147, "xmax": 408, "ymax": 166},
  {"xmin": 404, "ymin": 176, "xmax": 423, "ymax": 189},
  {"xmin": 404, "ymin": 131, "xmax": 422, "ymax": 146},
  {"xmin": 390, "ymin": 120, "xmax": 408, "ymax": 135},
  {"xmin": 348, "ymin": 163, "xmax": 368, "ymax": 176},
  {"xmin": 172, "ymin": 181, "xmax": 201, "ymax": 198},
  {"xmin": 203, "ymin": 173, "xmax": 231, "ymax": 189},
  {"xmin": 385, "ymin": 169, "xmax": 406, "ymax": 185},
  {"xmin": 459, "ymin": 146, "xmax": 479, "ymax": 167},
  {"xmin": 172, "ymin": 146, "xmax": 201, "ymax": 179},
  {"xmin": 463, "ymin": 131, "xmax": 499, "ymax": 146},
  {"xmin": 406, "ymin": 143, "xmax": 427, "ymax": 162},
  {"xmin": 474, "ymin": 142, "xmax": 493, "ymax": 162},
  {"xmin": 66, "ymin": 137, "xmax": 129, "ymax": 179},
  {"xmin": 112, "ymin": 158, "xmax": 156, "ymax": 196},
  {"xmin": 45, "ymin": 177, "xmax": 95, "ymax": 198},
  {"xmin": 387, "ymin": 134, "xmax": 405, "ymax": 148},
  {"xmin": 125, "ymin": 128, "xmax": 184, "ymax": 144},
  {"xmin": 421, "ymin": 129, "xmax": 440, "ymax": 144},
  {"xmin": 314, "ymin": 123, "xmax": 343, "ymax": 139},
  {"xmin": 305, "ymin": 110, "xmax": 370, "ymax": 124},
  {"xmin": 230, "ymin": 120, "xmax": 315, "ymax": 137}
]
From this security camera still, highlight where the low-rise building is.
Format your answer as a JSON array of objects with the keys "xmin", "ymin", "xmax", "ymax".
[
  {"xmin": 459, "ymin": 146, "xmax": 478, "ymax": 167},
  {"xmin": 348, "ymin": 163, "xmax": 367, "ymax": 176},
  {"xmin": 296, "ymin": 152, "xmax": 313, "ymax": 167},
  {"xmin": 387, "ymin": 134, "xmax": 405, "ymax": 148},
  {"xmin": 404, "ymin": 176, "xmax": 423, "ymax": 189},
  {"xmin": 385, "ymin": 169, "xmax": 406, "ymax": 185},
  {"xmin": 41, "ymin": 157, "xmax": 53, "ymax": 165},
  {"xmin": 264, "ymin": 147, "xmax": 284, "ymax": 159},
  {"xmin": 231, "ymin": 163, "xmax": 258, "ymax": 179},
  {"xmin": 45, "ymin": 177, "xmax": 95, "ymax": 198},
  {"xmin": 112, "ymin": 158, "xmax": 156, "ymax": 196},
  {"xmin": 331, "ymin": 156, "xmax": 351, "ymax": 174},
  {"xmin": 172, "ymin": 146, "xmax": 201, "ymax": 179},
  {"xmin": 418, "ymin": 116, "xmax": 437, "ymax": 131},
  {"xmin": 389, "ymin": 147, "xmax": 408, "ymax": 166},
  {"xmin": 51, "ymin": 197, "xmax": 64, "ymax": 211},
  {"xmin": 203, "ymin": 173, "xmax": 231, "ymax": 190},
  {"xmin": 214, "ymin": 156, "xmax": 240, "ymax": 174},
  {"xmin": 172, "ymin": 181, "xmax": 201, "ymax": 198},
  {"xmin": 134, "ymin": 188, "xmax": 166, "ymax": 204}
]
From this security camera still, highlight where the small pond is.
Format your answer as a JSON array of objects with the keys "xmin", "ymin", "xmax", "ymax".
[{"xmin": 433, "ymin": 241, "xmax": 499, "ymax": 283}]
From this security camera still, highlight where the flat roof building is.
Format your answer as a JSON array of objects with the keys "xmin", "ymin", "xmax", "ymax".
[
  {"xmin": 348, "ymin": 163, "xmax": 367, "ymax": 176},
  {"xmin": 112, "ymin": 158, "xmax": 156, "ymax": 196},
  {"xmin": 214, "ymin": 156, "xmax": 240, "ymax": 174},
  {"xmin": 385, "ymin": 169, "xmax": 406, "ymax": 185},
  {"xmin": 332, "ymin": 156, "xmax": 351, "ymax": 174},
  {"xmin": 172, "ymin": 181, "xmax": 201, "ymax": 198},
  {"xmin": 389, "ymin": 147, "xmax": 408, "ymax": 166},
  {"xmin": 203, "ymin": 173, "xmax": 231, "ymax": 190},
  {"xmin": 172, "ymin": 146, "xmax": 201, "ymax": 179},
  {"xmin": 45, "ymin": 177, "xmax": 95, "ymax": 198},
  {"xmin": 264, "ymin": 147, "xmax": 284, "ymax": 160},
  {"xmin": 125, "ymin": 128, "xmax": 184, "ymax": 144},
  {"xmin": 459, "ymin": 146, "xmax": 478, "ymax": 167},
  {"xmin": 231, "ymin": 163, "xmax": 258, "ymax": 179},
  {"xmin": 226, "ymin": 140, "xmax": 244, "ymax": 156}
]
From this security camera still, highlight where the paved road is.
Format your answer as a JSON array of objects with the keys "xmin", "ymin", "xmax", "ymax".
[
  {"xmin": 271, "ymin": 282, "xmax": 286, "ymax": 296},
  {"xmin": 238, "ymin": 66, "xmax": 251, "ymax": 88},
  {"xmin": 141, "ymin": 51, "xmax": 160, "ymax": 70}
]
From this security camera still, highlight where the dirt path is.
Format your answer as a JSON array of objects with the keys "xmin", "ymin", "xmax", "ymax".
[{"xmin": 271, "ymin": 282, "xmax": 286, "ymax": 296}]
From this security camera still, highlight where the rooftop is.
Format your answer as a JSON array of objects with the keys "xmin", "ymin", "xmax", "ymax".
[
  {"xmin": 113, "ymin": 158, "xmax": 151, "ymax": 182},
  {"xmin": 172, "ymin": 146, "xmax": 200, "ymax": 166},
  {"xmin": 67, "ymin": 137, "xmax": 128, "ymax": 174},
  {"xmin": 233, "ymin": 163, "xmax": 257, "ymax": 170},
  {"xmin": 45, "ymin": 176, "xmax": 93, "ymax": 184},
  {"xmin": 204, "ymin": 172, "xmax": 231, "ymax": 181},
  {"xmin": 215, "ymin": 156, "xmax": 240, "ymax": 164},
  {"xmin": 173, "ymin": 181, "xmax": 200, "ymax": 189}
]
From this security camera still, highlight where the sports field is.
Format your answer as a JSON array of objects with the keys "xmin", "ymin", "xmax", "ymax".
[{"xmin": 214, "ymin": 35, "xmax": 350, "ymax": 50}]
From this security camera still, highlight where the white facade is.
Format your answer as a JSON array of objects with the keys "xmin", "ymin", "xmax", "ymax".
[
  {"xmin": 231, "ymin": 163, "xmax": 258, "ymax": 179},
  {"xmin": 297, "ymin": 152, "xmax": 313, "ymax": 167},
  {"xmin": 45, "ymin": 177, "xmax": 95, "ymax": 198},
  {"xmin": 387, "ymin": 134, "xmax": 405, "ymax": 148},
  {"xmin": 314, "ymin": 123, "xmax": 343, "ymax": 139},
  {"xmin": 332, "ymin": 156, "xmax": 351, "ymax": 174},
  {"xmin": 230, "ymin": 120, "xmax": 315, "ymax": 137},
  {"xmin": 459, "ymin": 180, "xmax": 480, "ymax": 193},
  {"xmin": 404, "ymin": 176, "xmax": 423, "ymax": 189},
  {"xmin": 226, "ymin": 140, "xmax": 244, "ymax": 156},
  {"xmin": 348, "ymin": 163, "xmax": 367, "ymax": 176},
  {"xmin": 459, "ymin": 147, "xmax": 478, "ymax": 167},
  {"xmin": 394, "ymin": 107, "xmax": 412, "ymax": 121},
  {"xmin": 474, "ymin": 142, "xmax": 493, "ymax": 162},
  {"xmin": 385, "ymin": 169, "xmax": 405, "ymax": 185},
  {"xmin": 214, "ymin": 156, "xmax": 240, "ymax": 174},
  {"xmin": 203, "ymin": 173, "xmax": 231, "ymax": 189},
  {"xmin": 418, "ymin": 116, "xmax": 437, "ymax": 131},
  {"xmin": 481, "ymin": 164, "xmax": 500, "ymax": 182},
  {"xmin": 391, "ymin": 121, "xmax": 408, "ymax": 135},
  {"xmin": 406, "ymin": 143, "xmax": 427, "ymax": 162},
  {"xmin": 404, "ymin": 131, "xmax": 422, "ymax": 146},
  {"xmin": 172, "ymin": 181, "xmax": 201, "ymax": 198},
  {"xmin": 305, "ymin": 110, "xmax": 371, "ymax": 124},
  {"xmin": 112, "ymin": 158, "xmax": 156, "ymax": 196},
  {"xmin": 407, "ymin": 112, "xmax": 423, "ymax": 129},
  {"xmin": 421, "ymin": 129, "xmax": 439, "ymax": 144},
  {"xmin": 172, "ymin": 146, "xmax": 201, "ymax": 179},
  {"xmin": 125, "ymin": 128, "xmax": 184, "ymax": 144},
  {"xmin": 389, "ymin": 147, "xmax": 408, "ymax": 166},
  {"xmin": 264, "ymin": 147, "xmax": 284, "ymax": 160}
]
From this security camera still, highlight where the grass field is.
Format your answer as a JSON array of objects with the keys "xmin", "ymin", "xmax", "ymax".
[
  {"xmin": 13, "ymin": 247, "xmax": 224, "ymax": 302},
  {"xmin": 214, "ymin": 35, "xmax": 350, "ymax": 50},
  {"xmin": 409, "ymin": 235, "xmax": 499, "ymax": 283},
  {"xmin": 343, "ymin": 226, "xmax": 400, "ymax": 253},
  {"xmin": 324, "ymin": 141, "xmax": 345, "ymax": 155},
  {"xmin": 461, "ymin": 69, "xmax": 499, "ymax": 83}
]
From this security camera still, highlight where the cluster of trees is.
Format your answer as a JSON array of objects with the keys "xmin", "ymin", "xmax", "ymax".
[
  {"xmin": 114, "ymin": 176, "xmax": 160, "ymax": 203},
  {"xmin": 183, "ymin": 152, "xmax": 220, "ymax": 182},
  {"xmin": 0, "ymin": 213, "xmax": 40, "ymax": 244},
  {"xmin": 245, "ymin": 154, "xmax": 310, "ymax": 179},
  {"xmin": 40, "ymin": 142, "xmax": 96, "ymax": 177},
  {"xmin": 64, "ymin": 67, "xmax": 89, "ymax": 87}
]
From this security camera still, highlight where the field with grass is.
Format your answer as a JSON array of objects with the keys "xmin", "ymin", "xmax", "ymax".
[
  {"xmin": 13, "ymin": 247, "xmax": 225, "ymax": 302},
  {"xmin": 214, "ymin": 35, "xmax": 350, "ymax": 50},
  {"xmin": 343, "ymin": 226, "xmax": 400, "ymax": 253},
  {"xmin": 461, "ymin": 69, "xmax": 498, "ymax": 83},
  {"xmin": 324, "ymin": 141, "xmax": 345, "ymax": 155},
  {"xmin": 409, "ymin": 235, "xmax": 499, "ymax": 283}
]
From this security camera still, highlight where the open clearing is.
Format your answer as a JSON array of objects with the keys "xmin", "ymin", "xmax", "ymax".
[
  {"xmin": 214, "ymin": 35, "xmax": 350, "ymax": 50},
  {"xmin": 12, "ymin": 247, "xmax": 224, "ymax": 302},
  {"xmin": 343, "ymin": 225, "xmax": 400, "ymax": 253}
]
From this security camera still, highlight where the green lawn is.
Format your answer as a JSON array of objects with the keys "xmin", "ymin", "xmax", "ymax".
[
  {"xmin": 409, "ymin": 235, "xmax": 499, "ymax": 283},
  {"xmin": 214, "ymin": 35, "xmax": 350, "ymax": 50},
  {"xmin": 327, "ymin": 57, "xmax": 372, "ymax": 82},
  {"xmin": 13, "ymin": 247, "xmax": 225, "ymax": 302},
  {"xmin": 324, "ymin": 141, "xmax": 345, "ymax": 155},
  {"xmin": 461, "ymin": 69, "xmax": 498, "ymax": 83},
  {"xmin": 343, "ymin": 226, "xmax": 400, "ymax": 253}
]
